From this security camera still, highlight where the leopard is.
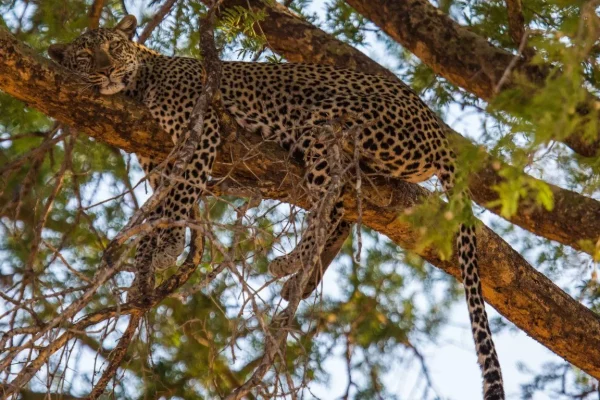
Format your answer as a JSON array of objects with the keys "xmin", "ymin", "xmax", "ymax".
[{"xmin": 48, "ymin": 15, "xmax": 504, "ymax": 399}]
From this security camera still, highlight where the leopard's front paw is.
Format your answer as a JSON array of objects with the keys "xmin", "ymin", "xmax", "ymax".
[
  {"xmin": 268, "ymin": 252, "xmax": 302, "ymax": 278},
  {"xmin": 280, "ymin": 272, "xmax": 321, "ymax": 301},
  {"xmin": 152, "ymin": 227, "xmax": 186, "ymax": 271},
  {"xmin": 128, "ymin": 234, "xmax": 158, "ymax": 302},
  {"xmin": 127, "ymin": 227, "xmax": 185, "ymax": 302},
  {"xmin": 127, "ymin": 271, "xmax": 155, "ymax": 304}
]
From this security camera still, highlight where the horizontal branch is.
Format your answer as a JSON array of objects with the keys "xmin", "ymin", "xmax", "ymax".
[
  {"xmin": 344, "ymin": 0, "xmax": 600, "ymax": 157},
  {"xmin": 216, "ymin": 0, "xmax": 600, "ymax": 254},
  {"xmin": 1, "ymin": 26, "xmax": 599, "ymax": 379}
]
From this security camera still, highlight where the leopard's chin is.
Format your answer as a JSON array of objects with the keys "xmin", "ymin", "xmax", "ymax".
[{"xmin": 99, "ymin": 82, "xmax": 125, "ymax": 95}]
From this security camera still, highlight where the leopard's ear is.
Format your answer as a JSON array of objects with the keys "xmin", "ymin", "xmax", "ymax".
[
  {"xmin": 48, "ymin": 43, "xmax": 68, "ymax": 63},
  {"xmin": 115, "ymin": 15, "xmax": 137, "ymax": 40}
]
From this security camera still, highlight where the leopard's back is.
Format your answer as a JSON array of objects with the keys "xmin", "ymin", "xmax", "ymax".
[{"xmin": 220, "ymin": 62, "xmax": 452, "ymax": 183}]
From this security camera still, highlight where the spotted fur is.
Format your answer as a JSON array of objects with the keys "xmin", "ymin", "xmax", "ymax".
[{"xmin": 49, "ymin": 15, "xmax": 504, "ymax": 399}]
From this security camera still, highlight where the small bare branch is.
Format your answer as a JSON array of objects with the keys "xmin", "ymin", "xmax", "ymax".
[
  {"xmin": 88, "ymin": 313, "xmax": 141, "ymax": 399},
  {"xmin": 138, "ymin": 0, "xmax": 178, "ymax": 44}
]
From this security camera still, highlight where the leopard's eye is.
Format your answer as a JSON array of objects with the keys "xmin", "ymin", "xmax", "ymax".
[
  {"xmin": 109, "ymin": 42, "xmax": 121, "ymax": 52},
  {"xmin": 76, "ymin": 51, "xmax": 92, "ymax": 61}
]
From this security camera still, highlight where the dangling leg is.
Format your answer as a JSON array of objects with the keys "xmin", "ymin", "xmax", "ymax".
[
  {"xmin": 268, "ymin": 194, "xmax": 347, "ymax": 278},
  {"xmin": 438, "ymin": 162, "xmax": 505, "ymax": 400},
  {"xmin": 280, "ymin": 218, "xmax": 351, "ymax": 300},
  {"xmin": 131, "ymin": 109, "xmax": 220, "ymax": 298},
  {"xmin": 268, "ymin": 130, "xmax": 347, "ymax": 280}
]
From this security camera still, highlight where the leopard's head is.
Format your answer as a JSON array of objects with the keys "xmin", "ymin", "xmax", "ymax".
[{"xmin": 48, "ymin": 15, "xmax": 140, "ymax": 95}]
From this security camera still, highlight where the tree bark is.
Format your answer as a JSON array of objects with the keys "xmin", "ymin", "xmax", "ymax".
[
  {"xmin": 87, "ymin": 0, "xmax": 105, "ymax": 30},
  {"xmin": 1, "ymin": 27, "xmax": 599, "ymax": 379},
  {"xmin": 504, "ymin": 0, "xmax": 526, "ymax": 46},
  {"xmin": 344, "ymin": 0, "xmax": 600, "ymax": 158},
  {"xmin": 215, "ymin": 0, "xmax": 600, "ymax": 254}
]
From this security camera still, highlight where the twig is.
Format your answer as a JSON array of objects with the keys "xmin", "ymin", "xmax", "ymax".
[
  {"xmin": 494, "ymin": 28, "xmax": 530, "ymax": 94},
  {"xmin": 138, "ymin": 0, "xmax": 178, "ymax": 44},
  {"xmin": 88, "ymin": 313, "xmax": 141, "ymax": 399},
  {"xmin": 25, "ymin": 132, "xmax": 75, "ymax": 272},
  {"xmin": 352, "ymin": 125, "xmax": 363, "ymax": 264}
]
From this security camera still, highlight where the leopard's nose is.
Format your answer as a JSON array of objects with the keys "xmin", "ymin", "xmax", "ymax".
[
  {"xmin": 94, "ymin": 49, "xmax": 113, "ymax": 74},
  {"xmin": 96, "ymin": 66, "xmax": 115, "ymax": 77}
]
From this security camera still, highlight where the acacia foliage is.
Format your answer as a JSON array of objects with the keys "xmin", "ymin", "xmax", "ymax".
[{"xmin": 0, "ymin": 0, "xmax": 599, "ymax": 399}]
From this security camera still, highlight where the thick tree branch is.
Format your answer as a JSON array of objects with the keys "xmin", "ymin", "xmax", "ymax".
[
  {"xmin": 342, "ymin": 0, "xmax": 538, "ymax": 100},
  {"xmin": 343, "ymin": 0, "xmax": 600, "ymax": 158},
  {"xmin": 0, "ymin": 26, "xmax": 599, "ymax": 379},
  {"xmin": 224, "ymin": 0, "xmax": 397, "ymax": 81},
  {"xmin": 88, "ymin": 0, "xmax": 106, "ymax": 30},
  {"xmin": 505, "ymin": 0, "xmax": 526, "ymax": 46},
  {"xmin": 215, "ymin": 0, "xmax": 600, "ymax": 255}
]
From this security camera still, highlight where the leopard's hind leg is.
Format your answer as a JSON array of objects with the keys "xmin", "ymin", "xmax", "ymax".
[
  {"xmin": 280, "ymin": 219, "xmax": 351, "ymax": 300},
  {"xmin": 268, "ymin": 128, "xmax": 349, "ymax": 293}
]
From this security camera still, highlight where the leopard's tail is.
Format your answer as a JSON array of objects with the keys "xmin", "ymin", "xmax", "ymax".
[
  {"xmin": 440, "ymin": 170, "xmax": 505, "ymax": 400},
  {"xmin": 457, "ymin": 222, "xmax": 504, "ymax": 400}
]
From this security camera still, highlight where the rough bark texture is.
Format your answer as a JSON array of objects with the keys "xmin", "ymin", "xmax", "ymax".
[
  {"xmin": 344, "ymin": 0, "xmax": 535, "ymax": 99},
  {"xmin": 1, "ymin": 27, "xmax": 599, "ymax": 379},
  {"xmin": 217, "ymin": 0, "xmax": 600, "ymax": 253},
  {"xmin": 505, "ymin": 0, "xmax": 525, "ymax": 46},
  {"xmin": 344, "ymin": 0, "xmax": 600, "ymax": 157},
  {"xmin": 235, "ymin": 0, "xmax": 398, "ymax": 81}
]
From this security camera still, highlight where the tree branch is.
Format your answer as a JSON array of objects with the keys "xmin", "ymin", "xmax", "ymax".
[
  {"xmin": 343, "ymin": 0, "xmax": 600, "ymax": 158},
  {"xmin": 88, "ymin": 313, "xmax": 141, "ymax": 400},
  {"xmin": 505, "ymin": 0, "xmax": 526, "ymax": 46},
  {"xmin": 138, "ymin": 0, "xmax": 178, "ymax": 44},
  {"xmin": 1, "ymin": 26, "xmax": 599, "ymax": 379},
  {"xmin": 88, "ymin": 0, "xmax": 106, "ymax": 30}
]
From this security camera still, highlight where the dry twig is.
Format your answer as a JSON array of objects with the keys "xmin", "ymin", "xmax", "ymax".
[{"xmin": 138, "ymin": 0, "xmax": 178, "ymax": 45}]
